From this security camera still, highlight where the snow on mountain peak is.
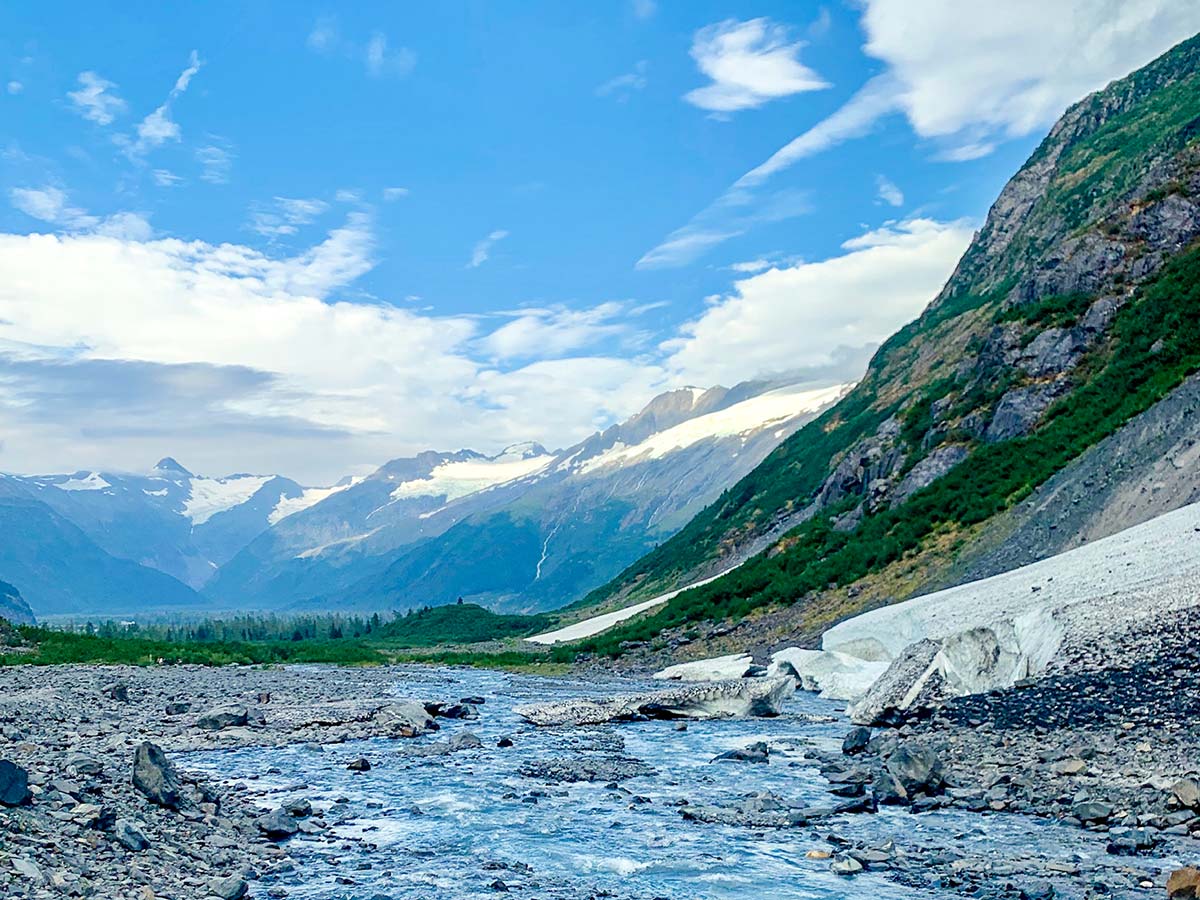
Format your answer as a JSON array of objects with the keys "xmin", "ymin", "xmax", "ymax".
[
  {"xmin": 389, "ymin": 448, "xmax": 555, "ymax": 504},
  {"xmin": 154, "ymin": 457, "xmax": 193, "ymax": 477},
  {"xmin": 182, "ymin": 474, "xmax": 273, "ymax": 525},
  {"xmin": 579, "ymin": 382, "xmax": 849, "ymax": 474},
  {"xmin": 268, "ymin": 477, "xmax": 364, "ymax": 525}
]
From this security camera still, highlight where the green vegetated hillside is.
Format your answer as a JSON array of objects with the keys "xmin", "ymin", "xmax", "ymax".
[{"xmin": 571, "ymin": 33, "xmax": 1200, "ymax": 655}]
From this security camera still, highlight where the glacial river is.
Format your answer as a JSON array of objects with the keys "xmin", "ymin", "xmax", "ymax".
[{"xmin": 184, "ymin": 667, "xmax": 1149, "ymax": 900}]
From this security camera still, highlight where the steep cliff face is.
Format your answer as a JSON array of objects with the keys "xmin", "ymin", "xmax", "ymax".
[
  {"xmin": 0, "ymin": 580, "xmax": 35, "ymax": 626},
  {"xmin": 572, "ymin": 33, "xmax": 1200, "ymax": 653}
]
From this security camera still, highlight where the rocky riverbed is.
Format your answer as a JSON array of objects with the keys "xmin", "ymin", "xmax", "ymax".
[{"xmin": 0, "ymin": 663, "xmax": 1194, "ymax": 899}]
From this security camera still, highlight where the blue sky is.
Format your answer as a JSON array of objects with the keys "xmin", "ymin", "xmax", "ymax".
[{"xmin": 1, "ymin": 1, "xmax": 1198, "ymax": 482}]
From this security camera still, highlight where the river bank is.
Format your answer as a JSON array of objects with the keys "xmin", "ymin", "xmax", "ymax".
[{"xmin": 0, "ymin": 663, "xmax": 1191, "ymax": 899}]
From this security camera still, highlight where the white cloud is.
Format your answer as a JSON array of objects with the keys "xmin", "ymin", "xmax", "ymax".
[
  {"xmin": 94, "ymin": 212, "xmax": 153, "ymax": 241},
  {"xmin": 631, "ymin": 0, "xmax": 657, "ymax": 20},
  {"xmin": 876, "ymin": 174, "xmax": 904, "ymax": 207},
  {"xmin": 468, "ymin": 229, "xmax": 509, "ymax": 268},
  {"xmin": 729, "ymin": 259, "xmax": 771, "ymax": 274},
  {"xmin": 644, "ymin": 2, "xmax": 1200, "ymax": 267},
  {"xmin": 7, "ymin": 81, "xmax": 23, "ymax": 95},
  {"xmin": 68, "ymin": 71, "xmax": 127, "ymax": 125},
  {"xmin": 10, "ymin": 186, "xmax": 97, "ymax": 229},
  {"xmin": 684, "ymin": 18, "xmax": 828, "ymax": 113},
  {"xmin": 196, "ymin": 143, "xmax": 233, "ymax": 184},
  {"xmin": 365, "ymin": 31, "xmax": 416, "ymax": 78},
  {"xmin": 479, "ymin": 303, "xmax": 631, "ymax": 361},
  {"xmin": 250, "ymin": 197, "xmax": 329, "ymax": 238},
  {"xmin": 636, "ymin": 188, "xmax": 811, "ymax": 270},
  {"xmin": 0, "ymin": 221, "xmax": 674, "ymax": 481},
  {"xmin": 10, "ymin": 186, "xmax": 152, "ymax": 241},
  {"xmin": 382, "ymin": 186, "xmax": 409, "ymax": 201},
  {"xmin": 663, "ymin": 218, "xmax": 974, "ymax": 386},
  {"xmin": 597, "ymin": 61, "xmax": 648, "ymax": 99},
  {"xmin": 749, "ymin": 1, "xmax": 1200, "ymax": 178},
  {"xmin": 307, "ymin": 17, "xmax": 338, "ymax": 53},
  {"xmin": 153, "ymin": 169, "xmax": 182, "ymax": 187},
  {"xmin": 123, "ymin": 51, "xmax": 203, "ymax": 156}
]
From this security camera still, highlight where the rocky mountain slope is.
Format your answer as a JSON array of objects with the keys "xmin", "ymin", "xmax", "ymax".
[
  {"xmin": 0, "ymin": 580, "xmax": 35, "ymax": 625},
  {"xmin": 568, "ymin": 32, "xmax": 1200, "ymax": 656},
  {"xmin": 209, "ymin": 379, "xmax": 845, "ymax": 614},
  {"xmin": 0, "ymin": 474, "xmax": 203, "ymax": 617}
]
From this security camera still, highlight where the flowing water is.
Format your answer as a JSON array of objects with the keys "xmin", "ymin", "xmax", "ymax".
[{"xmin": 183, "ymin": 667, "xmax": 1139, "ymax": 899}]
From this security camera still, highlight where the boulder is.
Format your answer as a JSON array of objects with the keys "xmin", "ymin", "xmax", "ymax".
[
  {"xmin": 165, "ymin": 701, "xmax": 191, "ymax": 715},
  {"xmin": 1172, "ymin": 778, "xmax": 1200, "ymax": 809},
  {"xmin": 195, "ymin": 706, "xmax": 249, "ymax": 731},
  {"xmin": 131, "ymin": 742, "xmax": 183, "ymax": 809},
  {"xmin": 448, "ymin": 732, "xmax": 483, "ymax": 752},
  {"xmin": 1169, "ymin": 867, "xmax": 1200, "ymax": 899},
  {"xmin": 653, "ymin": 653, "xmax": 758, "ymax": 682},
  {"xmin": 209, "ymin": 874, "xmax": 249, "ymax": 900},
  {"xmin": 886, "ymin": 743, "xmax": 945, "ymax": 797},
  {"xmin": 283, "ymin": 797, "xmax": 312, "ymax": 817},
  {"xmin": 0, "ymin": 759, "xmax": 31, "ymax": 806},
  {"xmin": 713, "ymin": 741, "xmax": 769, "ymax": 763},
  {"xmin": 102, "ymin": 681, "xmax": 130, "ymax": 702},
  {"xmin": 842, "ymin": 727, "xmax": 871, "ymax": 756},
  {"xmin": 256, "ymin": 808, "xmax": 299, "ymax": 839},
  {"xmin": 514, "ymin": 677, "xmax": 794, "ymax": 726},
  {"xmin": 112, "ymin": 818, "xmax": 151, "ymax": 852},
  {"xmin": 1072, "ymin": 800, "xmax": 1113, "ymax": 823},
  {"xmin": 347, "ymin": 757, "xmax": 371, "ymax": 771},
  {"xmin": 374, "ymin": 701, "xmax": 436, "ymax": 736},
  {"xmin": 831, "ymin": 858, "xmax": 863, "ymax": 876}
]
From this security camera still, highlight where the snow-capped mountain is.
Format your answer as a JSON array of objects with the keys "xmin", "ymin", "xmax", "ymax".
[
  {"xmin": 0, "ymin": 377, "xmax": 845, "ymax": 619},
  {"xmin": 208, "ymin": 378, "xmax": 847, "ymax": 614},
  {"xmin": 0, "ymin": 457, "xmax": 351, "ymax": 616}
]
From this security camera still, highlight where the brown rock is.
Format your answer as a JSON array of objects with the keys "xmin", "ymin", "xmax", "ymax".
[{"xmin": 1168, "ymin": 867, "xmax": 1200, "ymax": 899}]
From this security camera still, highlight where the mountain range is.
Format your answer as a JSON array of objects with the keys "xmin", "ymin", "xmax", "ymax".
[
  {"xmin": 563, "ymin": 32, "xmax": 1200, "ymax": 659},
  {"xmin": 0, "ymin": 377, "xmax": 843, "ymax": 619}
]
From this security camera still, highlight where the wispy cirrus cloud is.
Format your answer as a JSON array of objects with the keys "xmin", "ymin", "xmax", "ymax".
[
  {"xmin": 307, "ymin": 17, "xmax": 416, "ymax": 78},
  {"xmin": 468, "ymin": 229, "xmax": 509, "ymax": 268},
  {"xmin": 68, "ymin": 71, "xmax": 127, "ymax": 125},
  {"xmin": 115, "ymin": 51, "xmax": 203, "ymax": 158},
  {"xmin": 596, "ymin": 61, "xmax": 648, "ymax": 101}
]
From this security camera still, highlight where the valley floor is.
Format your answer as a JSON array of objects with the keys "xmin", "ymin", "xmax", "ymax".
[{"xmin": 0, "ymin": 658, "xmax": 1194, "ymax": 899}]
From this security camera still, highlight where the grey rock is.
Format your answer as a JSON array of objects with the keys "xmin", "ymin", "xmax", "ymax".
[
  {"xmin": 347, "ymin": 757, "xmax": 372, "ymax": 771},
  {"xmin": 0, "ymin": 759, "xmax": 31, "ymax": 806},
  {"xmin": 831, "ymin": 857, "xmax": 864, "ymax": 876},
  {"xmin": 985, "ymin": 382, "xmax": 1068, "ymax": 442},
  {"xmin": 1072, "ymin": 800, "xmax": 1114, "ymax": 822},
  {"xmin": 112, "ymin": 818, "xmax": 151, "ymax": 851},
  {"xmin": 256, "ymin": 807, "xmax": 299, "ymax": 839},
  {"xmin": 892, "ymin": 445, "xmax": 970, "ymax": 506},
  {"xmin": 209, "ymin": 874, "xmax": 249, "ymax": 900},
  {"xmin": 196, "ymin": 705, "xmax": 250, "ymax": 731},
  {"xmin": 283, "ymin": 797, "xmax": 312, "ymax": 817},
  {"xmin": 886, "ymin": 743, "xmax": 946, "ymax": 797},
  {"xmin": 713, "ymin": 741, "xmax": 769, "ymax": 763},
  {"xmin": 1172, "ymin": 777, "xmax": 1200, "ymax": 809},
  {"xmin": 448, "ymin": 731, "xmax": 483, "ymax": 751},
  {"xmin": 132, "ymin": 742, "xmax": 183, "ymax": 809},
  {"xmin": 842, "ymin": 726, "xmax": 872, "ymax": 756}
]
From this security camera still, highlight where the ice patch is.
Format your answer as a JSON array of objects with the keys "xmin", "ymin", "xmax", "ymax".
[
  {"xmin": 269, "ymin": 477, "xmax": 362, "ymax": 525},
  {"xmin": 578, "ymin": 383, "xmax": 848, "ymax": 474},
  {"xmin": 53, "ymin": 472, "xmax": 111, "ymax": 492},
  {"xmin": 183, "ymin": 475, "xmax": 272, "ymax": 525},
  {"xmin": 390, "ymin": 450, "xmax": 553, "ymax": 503}
]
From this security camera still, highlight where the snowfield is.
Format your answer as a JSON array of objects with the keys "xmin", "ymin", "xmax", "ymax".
[
  {"xmin": 390, "ymin": 446, "xmax": 555, "ymax": 503},
  {"xmin": 577, "ymin": 383, "xmax": 849, "ymax": 474},
  {"xmin": 525, "ymin": 566, "xmax": 742, "ymax": 645},
  {"xmin": 182, "ymin": 475, "xmax": 272, "ymax": 525}
]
